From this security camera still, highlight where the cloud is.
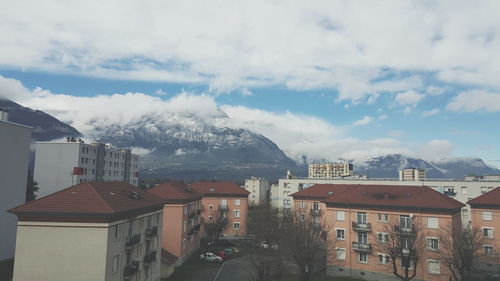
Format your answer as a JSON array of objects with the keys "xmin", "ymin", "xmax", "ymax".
[
  {"xmin": 447, "ymin": 89, "xmax": 500, "ymax": 112},
  {"xmin": 421, "ymin": 108, "xmax": 440, "ymax": 117},
  {"xmin": 1, "ymin": 1, "xmax": 500, "ymax": 101},
  {"xmin": 240, "ymin": 88, "xmax": 254, "ymax": 96},
  {"xmin": 395, "ymin": 90, "xmax": 425, "ymax": 106},
  {"xmin": 420, "ymin": 139, "xmax": 454, "ymax": 160},
  {"xmin": 378, "ymin": 115, "xmax": 388, "ymax": 120},
  {"xmin": 426, "ymin": 86, "xmax": 446, "ymax": 96},
  {"xmin": 353, "ymin": 116, "xmax": 374, "ymax": 126}
]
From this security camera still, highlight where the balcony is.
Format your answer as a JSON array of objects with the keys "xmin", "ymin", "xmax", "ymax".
[
  {"xmin": 352, "ymin": 222, "xmax": 371, "ymax": 232},
  {"xmin": 197, "ymin": 209, "xmax": 202, "ymax": 215},
  {"xmin": 352, "ymin": 242, "xmax": 372, "ymax": 253},
  {"xmin": 193, "ymin": 224, "xmax": 201, "ymax": 232},
  {"xmin": 219, "ymin": 205, "xmax": 228, "ymax": 210},
  {"xmin": 443, "ymin": 190, "xmax": 456, "ymax": 197},
  {"xmin": 145, "ymin": 226, "xmax": 158, "ymax": 239},
  {"xmin": 310, "ymin": 209, "xmax": 321, "ymax": 216},
  {"xmin": 125, "ymin": 234, "xmax": 141, "ymax": 250},
  {"xmin": 394, "ymin": 225, "xmax": 416, "ymax": 235},
  {"xmin": 144, "ymin": 251, "xmax": 157, "ymax": 264},
  {"xmin": 123, "ymin": 261, "xmax": 139, "ymax": 276}
]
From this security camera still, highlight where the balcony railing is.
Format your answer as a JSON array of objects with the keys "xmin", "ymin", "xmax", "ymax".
[
  {"xmin": 144, "ymin": 251, "xmax": 157, "ymax": 264},
  {"xmin": 123, "ymin": 261, "xmax": 139, "ymax": 276},
  {"xmin": 443, "ymin": 190, "xmax": 457, "ymax": 197},
  {"xmin": 394, "ymin": 225, "xmax": 416, "ymax": 235},
  {"xmin": 125, "ymin": 234, "xmax": 141, "ymax": 249},
  {"xmin": 193, "ymin": 224, "xmax": 201, "ymax": 232},
  {"xmin": 352, "ymin": 242, "xmax": 372, "ymax": 253},
  {"xmin": 219, "ymin": 205, "xmax": 228, "ymax": 210},
  {"xmin": 145, "ymin": 226, "xmax": 158, "ymax": 239},
  {"xmin": 310, "ymin": 209, "xmax": 321, "ymax": 216},
  {"xmin": 352, "ymin": 222, "xmax": 371, "ymax": 232}
]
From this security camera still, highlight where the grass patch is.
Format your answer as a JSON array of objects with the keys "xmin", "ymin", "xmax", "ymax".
[{"xmin": 0, "ymin": 258, "xmax": 14, "ymax": 281}]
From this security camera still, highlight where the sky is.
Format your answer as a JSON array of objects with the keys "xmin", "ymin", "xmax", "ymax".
[{"xmin": 1, "ymin": 1, "xmax": 500, "ymax": 166}]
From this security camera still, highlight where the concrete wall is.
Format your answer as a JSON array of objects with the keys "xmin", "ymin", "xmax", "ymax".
[
  {"xmin": 245, "ymin": 179, "xmax": 269, "ymax": 206},
  {"xmin": 0, "ymin": 121, "xmax": 31, "ymax": 260}
]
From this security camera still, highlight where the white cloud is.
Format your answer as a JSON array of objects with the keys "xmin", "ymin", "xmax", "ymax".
[
  {"xmin": 378, "ymin": 115, "xmax": 388, "ymax": 120},
  {"xmin": 240, "ymin": 88, "xmax": 254, "ymax": 96},
  {"xmin": 1, "ymin": 1, "xmax": 499, "ymax": 102},
  {"xmin": 421, "ymin": 108, "xmax": 440, "ymax": 117},
  {"xmin": 353, "ymin": 116, "xmax": 374, "ymax": 126},
  {"xmin": 395, "ymin": 90, "xmax": 425, "ymax": 106},
  {"xmin": 447, "ymin": 89, "xmax": 500, "ymax": 112},
  {"xmin": 426, "ymin": 86, "xmax": 446, "ymax": 96},
  {"xmin": 420, "ymin": 139, "xmax": 454, "ymax": 160}
]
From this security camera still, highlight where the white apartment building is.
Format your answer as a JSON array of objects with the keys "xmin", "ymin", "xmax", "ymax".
[
  {"xmin": 308, "ymin": 162, "xmax": 353, "ymax": 179},
  {"xmin": 9, "ymin": 182, "xmax": 164, "ymax": 281},
  {"xmin": 34, "ymin": 139, "xmax": 139, "ymax": 197},
  {"xmin": 244, "ymin": 177, "xmax": 270, "ymax": 206},
  {"xmin": 0, "ymin": 111, "xmax": 32, "ymax": 261},
  {"xmin": 273, "ymin": 173, "xmax": 500, "ymax": 223},
  {"xmin": 399, "ymin": 168, "xmax": 426, "ymax": 181}
]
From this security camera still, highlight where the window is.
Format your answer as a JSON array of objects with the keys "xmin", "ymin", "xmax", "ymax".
[
  {"xmin": 336, "ymin": 248, "xmax": 346, "ymax": 260},
  {"xmin": 283, "ymin": 199, "xmax": 291, "ymax": 205},
  {"xmin": 183, "ymin": 221, "xmax": 187, "ymax": 233},
  {"xmin": 427, "ymin": 238, "xmax": 439, "ymax": 251},
  {"xmin": 233, "ymin": 222, "xmax": 240, "ymax": 230},
  {"xmin": 400, "ymin": 215, "xmax": 412, "ymax": 228},
  {"xmin": 378, "ymin": 254, "xmax": 390, "ymax": 264},
  {"xmin": 377, "ymin": 232, "xmax": 389, "ymax": 243},
  {"xmin": 461, "ymin": 186, "xmax": 467, "ymax": 194},
  {"xmin": 358, "ymin": 233, "xmax": 368, "ymax": 244},
  {"xmin": 234, "ymin": 210, "xmax": 241, "ymax": 218},
  {"xmin": 300, "ymin": 201, "xmax": 306, "ymax": 209},
  {"xmin": 428, "ymin": 260, "xmax": 440, "ymax": 274},
  {"xmin": 427, "ymin": 217, "xmax": 438, "ymax": 229},
  {"xmin": 208, "ymin": 216, "xmax": 213, "ymax": 222},
  {"xmin": 378, "ymin": 213, "xmax": 389, "ymax": 222},
  {"xmin": 336, "ymin": 229, "xmax": 345, "ymax": 240},
  {"xmin": 483, "ymin": 227, "xmax": 494, "ymax": 238},
  {"xmin": 235, "ymin": 199, "xmax": 241, "ymax": 206},
  {"xmin": 481, "ymin": 186, "xmax": 489, "ymax": 194},
  {"xmin": 359, "ymin": 253, "xmax": 368, "ymax": 263},
  {"xmin": 114, "ymin": 225, "xmax": 119, "ymax": 240},
  {"xmin": 209, "ymin": 205, "xmax": 214, "ymax": 210},
  {"xmin": 357, "ymin": 212, "xmax": 367, "ymax": 224},
  {"xmin": 112, "ymin": 254, "xmax": 119, "ymax": 273},
  {"xmin": 484, "ymin": 245, "xmax": 495, "ymax": 256},
  {"xmin": 483, "ymin": 211, "xmax": 492, "ymax": 221},
  {"xmin": 313, "ymin": 202, "xmax": 320, "ymax": 210},
  {"xmin": 221, "ymin": 199, "xmax": 227, "ymax": 206},
  {"xmin": 336, "ymin": 210, "xmax": 345, "ymax": 221}
]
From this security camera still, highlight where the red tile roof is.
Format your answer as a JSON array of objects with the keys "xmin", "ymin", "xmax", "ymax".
[
  {"xmin": 9, "ymin": 182, "xmax": 165, "ymax": 220},
  {"xmin": 148, "ymin": 182, "xmax": 201, "ymax": 203},
  {"xmin": 468, "ymin": 187, "xmax": 500, "ymax": 208},
  {"xmin": 292, "ymin": 184, "xmax": 464, "ymax": 212},
  {"xmin": 190, "ymin": 182, "xmax": 250, "ymax": 197}
]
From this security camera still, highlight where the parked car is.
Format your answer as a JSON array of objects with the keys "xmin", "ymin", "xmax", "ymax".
[
  {"xmin": 260, "ymin": 241, "xmax": 279, "ymax": 250},
  {"xmin": 200, "ymin": 252, "xmax": 223, "ymax": 263},
  {"xmin": 216, "ymin": 250, "xmax": 227, "ymax": 260}
]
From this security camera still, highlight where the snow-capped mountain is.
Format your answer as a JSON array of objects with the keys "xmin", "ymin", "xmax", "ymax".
[
  {"xmin": 352, "ymin": 154, "xmax": 446, "ymax": 178},
  {"xmin": 431, "ymin": 158, "xmax": 500, "ymax": 178}
]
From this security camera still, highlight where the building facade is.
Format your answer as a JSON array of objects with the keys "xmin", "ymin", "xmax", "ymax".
[
  {"xmin": 191, "ymin": 182, "xmax": 250, "ymax": 238},
  {"xmin": 245, "ymin": 177, "xmax": 270, "ymax": 206},
  {"xmin": 399, "ymin": 168, "xmax": 426, "ymax": 181},
  {"xmin": 9, "ymin": 182, "xmax": 164, "ymax": 281},
  {"xmin": 148, "ymin": 182, "xmax": 203, "ymax": 267},
  {"xmin": 308, "ymin": 162, "xmax": 354, "ymax": 179},
  {"xmin": 468, "ymin": 187, "xmax": 500, "ymax": 273},
  {"xmin": 292, "ymin": 184, "xmax": 464, "ymax": 281},
  {"xmin": 0, "ymin": 114, "xmax": 32, "ymax": 261},
  {"xmin": 34, "ymin": 139, "xmax": 139, "ymax": 197}
]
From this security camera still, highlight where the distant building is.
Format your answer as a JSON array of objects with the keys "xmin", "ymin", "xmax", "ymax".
[
  {"xmin": 9, "ymin": 182, "xmax": 164, "ymax": 281},
  {"xmin": 0, "ymin": 110, "xmax": 32, "ymax": 261},
  {"xmin": 399, "ymin": 168, "xmax": 426, "ymax": 181},
  {"xmin": 245, "ymin": 177, "xmax": 270, "ymax": 206},
  {"xmin": 308, "ymin": 162, "xmax": 353, "ymax": 179},
  {"xmin": 34, "ymin": 139, "xmax": 139, "ymax": 197}
]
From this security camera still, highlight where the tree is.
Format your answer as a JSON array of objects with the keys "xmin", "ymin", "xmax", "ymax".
[
  {"xmin": 203, "ymin": 206, "xmax": 228, "ymax": 243},
  {"xmin": 25, "ymin": 170, "xmax": 39, "ymax": 202},
  {"xmin": 282, "ymin": 209, "xmax": 334, "ymax": 281},
  {"xmin": 438, "ymin": 224, "xmax": 488, "ymax": 281},
  {"xmin": 375, "ymin": 217, "xmax": 428, "ymax": 281}
]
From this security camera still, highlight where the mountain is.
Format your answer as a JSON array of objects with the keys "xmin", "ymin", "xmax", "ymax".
[
  {"xmin": 431, "ymin": 158, "xmax": 500, "ymax": 178},
  {"xmin": 352, "ymin": 154, "xmax": 446, "ymax": 178},
  {"xmin": 0, "ymin": 99, "xmax": 81, "ymax": 141}
]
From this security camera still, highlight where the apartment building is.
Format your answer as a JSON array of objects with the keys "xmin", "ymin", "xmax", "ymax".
[
  {"xmin": 190, "ymin": 182, "xmax": 250, "ymax": 238},
  {"xmin": 399, "ymin": 168, "xmax": 426, "ymax": 181},
  {"xmin": 8, "ymin": 182, "xmax": 164, "ymax": 281},
  {"xmin": 308, "ymin": 162, "xmax": 353, "ymax": 179},
  {"xmin": 245, "ymin": 177, "xmax": 270, "ymax": 206},
  {"xmin": 0, "ymin": 113, "xmax": 32, "ymax": 261},
  {"xmin": 148, "ymin": 182, "xmax": 202, "ymax": 267},
  {"xmin": 34, "ymin": 139, "xmax": 139, "ymax": 197},
  {"xmin": 292, "ymin": 184, "xmax": 464, "ymax": 281},
  {"xmin": 468, "ymin": 187, "xmax": 500, "ymax": 273}
]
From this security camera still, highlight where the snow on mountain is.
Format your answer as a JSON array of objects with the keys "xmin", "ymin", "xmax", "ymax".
[
  {"xmin": 351, "ymin": 154, "xmax": 446, "ymax": 178},
  {"xmin": 431, "ymin": 158, "xmax": 500, "ymax": 178}
]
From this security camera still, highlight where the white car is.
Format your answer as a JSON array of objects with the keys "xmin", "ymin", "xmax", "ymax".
[
  {"xmin": 200, "ymin": 252, "xmax": 223, "ymax": 262},
  {"xmin": 260, "ymin": 241, "xmax": 279, "ymax": 250}
]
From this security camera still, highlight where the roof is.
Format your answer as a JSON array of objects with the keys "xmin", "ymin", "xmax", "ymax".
[
  {"xmin": 292, "ymin": 184, "xmax": 464, "ymax": 213},
  {"xmin": 190, "ymin": 182, "xmax": 250, "ymax": 197},
  {"xmin": 468, "ymin": 187, "xmax": 500, "ymax": 208},
  {"xmin": 148, "ymin": 182, "xmax": 201, "ymax": 203},
  {"xmin": 9, "ymin": 182, "xmax": 165, "ymax": 221}
]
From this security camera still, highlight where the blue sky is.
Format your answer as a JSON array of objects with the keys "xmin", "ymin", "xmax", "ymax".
[{"xmin": 1, "ymin": 1, "xmax": 500, "ymax": 166}]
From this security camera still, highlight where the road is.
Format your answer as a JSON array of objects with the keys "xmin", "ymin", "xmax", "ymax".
[{"xmin": 214, "ymin": 257, "xmax": 254, "ymax": 281}]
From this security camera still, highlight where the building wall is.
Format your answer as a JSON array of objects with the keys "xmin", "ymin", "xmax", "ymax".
[
  {"xmin": 0, "ymin": 121, "xmax": 32, "ymax": 260},
  {"xmin": 308, "ymin": 163, "xmax": 353, "ymax": 179},
  {"xmin": 470, "ymin": 207, "xmax": 500, "ymax": 272},
  {"xmin": 245, "ymin": 178, "xmax": 269, "ymax": 206},
  {"xmin": 201, "ymin": 197, "xmax": 248, "ymax": 238}
]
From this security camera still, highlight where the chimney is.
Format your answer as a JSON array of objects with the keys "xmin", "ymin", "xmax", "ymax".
[{"xmin": 0, "ymin": 109, "xmax": 8, "ymax": 122}]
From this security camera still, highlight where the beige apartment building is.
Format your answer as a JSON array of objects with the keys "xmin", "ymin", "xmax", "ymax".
[
  {"xmin": 9, "ymin": 182, "xmax": 164, "ymax": 281},
  {"xmin": 148, "ymin": 182, "xmax": 203, "ymax": 268},
  {"xmin": 399, "ymin": 168, "xmax": 426, "ymax": 181},
  {"xmin": 468, "ymin": 187, "xmax": 500, "ymax": 273},
  {"xmin": 292, "ymin": 184, "xmax": 464, "ymax": 281},
  {"xmin": 308, "ymin": 162, "xmax": 354, "ymax": 179},
  {"xmin": 191, "ymin": 182, "xmax": 250, "ymax": 238},
  {"xmin": 245, "ymin": 177, "xmax": 270, "ymax": 206}
]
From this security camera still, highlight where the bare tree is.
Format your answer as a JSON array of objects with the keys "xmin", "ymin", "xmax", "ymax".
[
  {"xmin": 282, "ymin": 209, "xmax": 334, "ymax": 281},
  {"xmin": 203, "ymin": 207, "xmax": 228, "ymax": 243},
  {"xmin": 438, "ymin": 224, "xmax": 488, "ymax": 281},
  {"xmin": 375, "ymin": 216, "xmax": 428, "ymax": 281}
]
